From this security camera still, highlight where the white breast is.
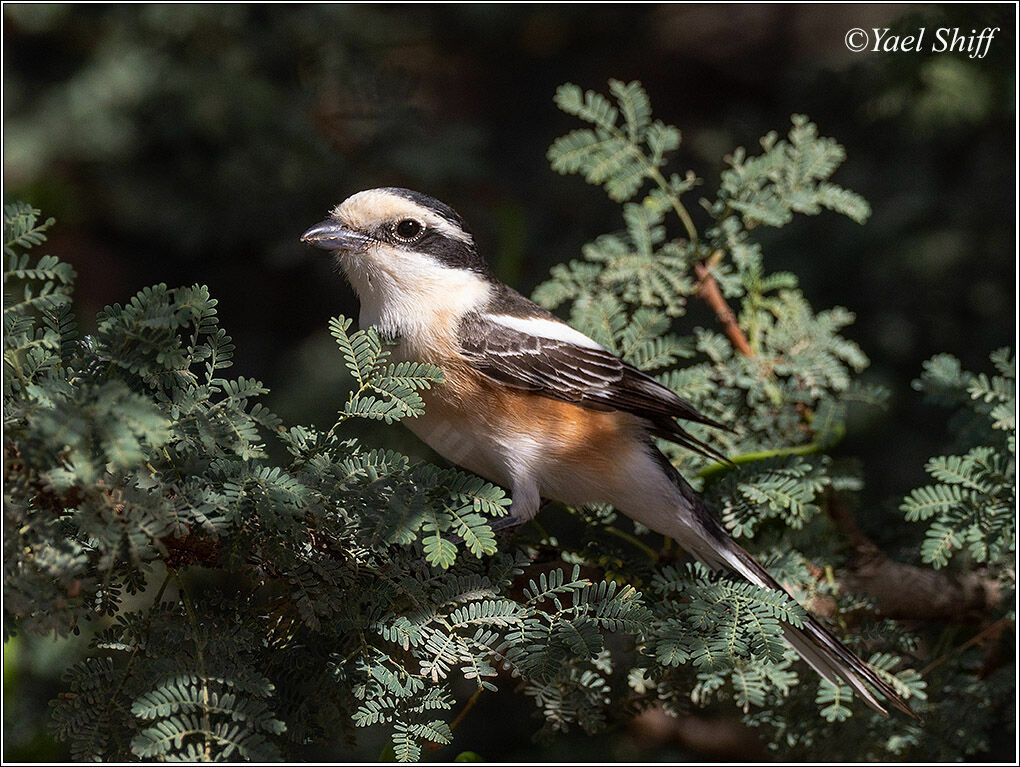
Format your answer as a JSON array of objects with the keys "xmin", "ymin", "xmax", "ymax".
[{"xmin": 339, "ymin": 245, "xmax": 491, "ymax": 356}]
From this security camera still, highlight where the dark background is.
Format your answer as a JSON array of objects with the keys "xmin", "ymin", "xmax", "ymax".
[{"xmin": 3, "ymin": 3, "xmax": 1015, "ymax": 761}]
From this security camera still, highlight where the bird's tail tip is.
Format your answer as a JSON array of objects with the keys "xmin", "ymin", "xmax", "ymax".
[{"xmin": 785, "ymin": 612, "xmax": 922, "ymax": 721}]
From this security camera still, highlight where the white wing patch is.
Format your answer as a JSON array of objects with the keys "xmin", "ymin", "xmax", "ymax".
[{"xmin": 484, "ymin": 314, "xmax": 605, "ymax": 350}]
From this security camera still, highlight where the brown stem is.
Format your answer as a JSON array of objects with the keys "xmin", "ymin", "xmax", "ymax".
[
  {"xmin": 694, "ymin": 255, "xmax": 753, "ymax": 357},
  {"xmin": 448, "ymin": 686, "xmax": 485, "ymax": 731},
  {"xmin": 424, "ymin": 686, "xmax": 486, "ymax": 752}
]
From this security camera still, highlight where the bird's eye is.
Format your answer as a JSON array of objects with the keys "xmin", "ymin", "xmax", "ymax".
[{"xmin": 394, "ymin": 219, "xmax": 424, "ymax": 241}]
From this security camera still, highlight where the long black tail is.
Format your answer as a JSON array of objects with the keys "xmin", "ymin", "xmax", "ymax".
[{"xmin": 660, "ymin": 462, "xmax": 919, "ymax": 720}]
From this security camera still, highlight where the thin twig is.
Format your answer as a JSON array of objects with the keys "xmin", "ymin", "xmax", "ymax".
[
  {"xmin": 176, "ymin": 571, "xmax": 213, "ymax": 761},
  {"xmin": 645, "ymin": 163, "xmax": 699, "ymax": 243},
  {"xmin": 694, "ymin": 254, "xmax": 753, "ymax": 357},
  {"xmin": 919, "ymin": 616, "xmax": 1012, "ymax": 676},
  {"xmin": 424, "ymin": 686, "xmax": 486, "ymax": 752},
  {"xmin": 106, "ymin": 571, "xmax": 174, "ymax": 710},
  {"xmin": 696, "ymin": 435, "xmax": 842, "ymax": 480},
  {"xmin": 603, "ymin": 524, "xmax": 660, "ymax": 562},
  {"xmin": 448, "ymin": 686, "xmax": 485, "ymax": 732}
]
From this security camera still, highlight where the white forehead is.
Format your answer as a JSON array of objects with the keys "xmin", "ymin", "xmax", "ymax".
[{"xmin": 332, "ymin": 189, "xmax": 473, "ymax": 245}]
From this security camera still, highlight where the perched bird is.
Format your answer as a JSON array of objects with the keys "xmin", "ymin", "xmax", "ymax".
[{"xmin": 302, "ymin": 187, "xmax": 917, "ymax": 719}]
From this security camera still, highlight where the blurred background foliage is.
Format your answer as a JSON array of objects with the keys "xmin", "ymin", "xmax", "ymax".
[{"xmin": 3, "ymin": 3, "xmax": 1014, "ymax": 762}]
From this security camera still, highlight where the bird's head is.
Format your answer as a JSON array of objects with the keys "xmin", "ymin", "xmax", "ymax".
[
  {"xmin": 302, "ymin": 188, "xmax": 494, "ymax": 338},
  {"xmin": 301, "ymin": 187, "xmax": 489, "ymax": 278}
]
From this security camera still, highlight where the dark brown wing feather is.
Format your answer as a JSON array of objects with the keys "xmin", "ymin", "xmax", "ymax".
[{"xmin": 458, "ymin": 312, "xmax": 731, "ymax": 462}]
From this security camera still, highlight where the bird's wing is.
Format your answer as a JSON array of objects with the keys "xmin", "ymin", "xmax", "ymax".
[{"xmin": 457, "ymin": 311, "xmax": 730, "ymax": 462}]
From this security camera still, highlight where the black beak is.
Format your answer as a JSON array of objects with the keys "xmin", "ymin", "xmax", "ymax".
[{"xmin": 300, "ymin": 220, "xmax": 374, "ymax": 252}]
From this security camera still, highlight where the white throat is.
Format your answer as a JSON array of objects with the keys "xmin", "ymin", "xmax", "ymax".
[{"xmin": 338, "ymin": 246, "xmax": 491, "ymax": 355}]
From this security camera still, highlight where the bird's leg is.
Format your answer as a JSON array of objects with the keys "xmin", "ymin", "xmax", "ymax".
[
  {"xmin": 431, "ymin": 484, "xmax": 542, "ymax": 553},
  {"xmin": 491, "ymin": 493, "xmax": 556, "ymax": 549},
  {"xmin": 490, "ymin": 483, "xmax": 542, "ymax": 531},
  {"xmin": 490, "ymin": 514, "xmax": 527, "ymax": 532}
]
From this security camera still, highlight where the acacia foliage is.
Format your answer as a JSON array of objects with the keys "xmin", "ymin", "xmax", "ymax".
[
  {"xmin": 3, "ymin": 80, "xmax": 1012, "ymax": 762},
  {"xmin": 902, "ymin": 350, "xmax": 1014, "ymax": 570}
]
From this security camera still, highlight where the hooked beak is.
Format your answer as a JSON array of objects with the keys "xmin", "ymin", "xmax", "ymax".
[{"xmin": 300, "ymin": 220, "xmax": 374, "ymax": 252}]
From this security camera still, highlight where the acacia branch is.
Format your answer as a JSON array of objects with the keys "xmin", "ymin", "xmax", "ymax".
[
  {"xmin": 694, "ymin": 253, "xmax": 753, "ymax": 357},
  {"xmin": 827, "ymin": 495, "xmax": 1002, "ymax": 622}
]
